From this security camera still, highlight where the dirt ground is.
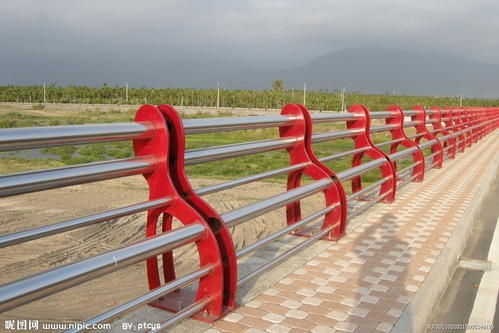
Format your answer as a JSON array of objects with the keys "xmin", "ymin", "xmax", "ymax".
[
  {"xmin": 0, "ymin": 102, "xmax": 281, "ymax": 118},
  {"xmin": 0, "ymin": 103, "xmax": 327, "ymax": 326},
  {"xmin": 0, "ymin": 163, "xmax": 325, "ymax": 326}
]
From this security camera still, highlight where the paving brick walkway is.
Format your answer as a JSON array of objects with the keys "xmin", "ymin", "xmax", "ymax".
[{"xmin": 204, "ymin": 131, "xmax": 499, "ymax": 333}]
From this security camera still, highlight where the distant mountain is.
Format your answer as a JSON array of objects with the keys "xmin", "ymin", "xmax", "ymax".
[{"xmin": 225, "ymin": 48, "xmax": 499, "ymax": 98}]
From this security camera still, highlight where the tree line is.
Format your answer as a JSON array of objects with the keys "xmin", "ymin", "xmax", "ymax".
[{"xmin": 1, "ymin": 84, "xmax": 497, "ymax": 111}]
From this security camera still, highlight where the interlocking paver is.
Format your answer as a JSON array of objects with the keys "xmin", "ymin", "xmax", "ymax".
[
  {"xmin": 347, "ymin": 307, "xmax": 370, "ymax": 318},
  {"xmin": 311, "ymin": 325, "xmax": 336, "ymax": 333},
  {"xmin": 243, "ymin": 329, "xmax": 266, "ymax": 333},
  {"xmin": 387, "ymin": 308, "xmax": 403, "ymax": 318},
  {"xmin": 326, "ymin": 310, "xmax": 349, "ymax": 321},
  {"xmin": 207, "ymin": 132, "xmax": 499, "ymax": 333},
  {"xmin": 237, "ymin": 306, "xmax": 267, "ymax": 318},
  {"xmin": 263, "ymin": 312, "xmax": 286, "ymax": 324},
  {"xmin": 281, "ymin": 300, "xmax": 302, "ymax": 309},
  {"xmin": 266, "ymin": 323, "xmax": 292, "ymax": 333},
  {"xmin": 238, "ymin": 317, "xmax": 271, "ymax": 330},
  {"xmin": 376, "ymin": 322, "xmax": 394, "ymax": 332},
  {"xmin": 223, "ymin": 312, "xmax": 244, "ymax": 323},
  {"xmin": 299, "ymin": 303, "xmax": 329, "ymax": 316},
  {"xmin": 334, "ymin": 321, "xmax": 357, "ymax": 332},
  {"xmin": 315, "ymin": 285, "xmax": 336, "ymax": 295},
  {"xmin": 281, "ymin": 316, "xmax": 315, "ymax": 330},
  {"xmin": 302, "ymin": 297, "xmax": 323, "ymax": 306}
]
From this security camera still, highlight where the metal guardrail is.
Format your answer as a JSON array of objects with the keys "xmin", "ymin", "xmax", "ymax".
[{"xmin": 0, "ymin": 103, "xmax": 498, "ymax": 331}]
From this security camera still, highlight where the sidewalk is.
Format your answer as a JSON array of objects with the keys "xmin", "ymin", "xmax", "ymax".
[
  {"xmin": 122, "ymin": 131, "xmax": 499, "ymax": 333},
  {"xmin": 201, "ymin": 131, "xmax": 499, "ymax": 333}
]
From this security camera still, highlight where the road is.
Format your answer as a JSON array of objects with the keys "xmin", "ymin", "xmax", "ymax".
[{"xmin": 426, "ymin": 170, "xmax": 498, "ymax": 332}]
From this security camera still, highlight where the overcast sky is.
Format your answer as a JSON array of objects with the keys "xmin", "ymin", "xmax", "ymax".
[{"xmin": 1, "ymin": 0, "xmax": 498, "ymax": 88}]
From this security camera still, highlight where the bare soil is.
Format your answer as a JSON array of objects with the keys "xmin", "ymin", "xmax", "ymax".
[
  {"xmin": 0, "ymin": 174, "xmax": 324, "ymax": 324},
  {"xmin": 0, "ymin": 102, "xmax": 280, "ymax": 118}
]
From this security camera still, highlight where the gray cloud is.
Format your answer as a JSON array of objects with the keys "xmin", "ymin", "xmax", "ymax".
[{"xmin": 1, "ymin": 0, "xmax": 498, "ymax": 87}]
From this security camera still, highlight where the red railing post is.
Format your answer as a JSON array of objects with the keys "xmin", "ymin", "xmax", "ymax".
[
  {"xmin": 347, "ymin": 104, "xmax": 396, "ymax": 202},
  {"xmin": 490, "ymin": 107, "xmax": 499, "ymax": 131},
  {"xmin": 154, "ymin": 104, "xmax": 237, "ymax": 312},
  {"xmin": 465, "ymin": 107, "xmax": 478, "ymax": 145},
  {"xmin": 474, "ymin": 107, "xmax": 486, "ymax": 141},
  {"xmin": 280, "ymin": 104, "xmax": 347, "ymax": 240},
  {"xmin": 460, "ymin": 107, "xmax": 473, "ymax": 148},
  {"xmin": 480, "ymin": 107, "xmax": 489, "ymax": 137},
  {"xmin": 411, "ymin": 105, "xmax": 444, "ymax": 169},
  {"xmin": 133, "ymin": 104, "xmax": 226, "ymax": 321},
  {"xmin": 487, "ymin": 107, "xmax": 497, "ymax": 133},
  {"xmin": 429, "ymin": 106, "xmax": 456, "ymax": 160},
  {"xmin": 494, "ymin": 107, "xmax": 499, "ymax": 131},
  {"xmin": 450, "ymin": 107, "xmax": 466, "ymax": 152},
  {"xmin": 386, "ymin": 105, "xmax": 425, "ymax": 182},
  {"xmin": 441, "ymin": 106, "xmax": 463, "ymax": 154},
  {"xmin": 470, "ymin": 107, "xmax": 479, "ymax": 141}
]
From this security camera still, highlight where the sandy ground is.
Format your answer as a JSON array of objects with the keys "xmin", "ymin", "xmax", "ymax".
[
  {"xmin": 0, "ymin": 174, "xmax": 325, "ymax": 325},
  {"xmin": 0, "ymin": 102, "xmax": 281, "ymax": 118}
]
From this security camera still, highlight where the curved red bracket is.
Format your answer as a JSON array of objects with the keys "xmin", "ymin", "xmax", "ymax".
[
  {"xmin": 484, "ymin": 107, "xmax": 499, "ymax": 135},
  {"xmin": 347, "ymin": 104, "xmax": 396, "ymax": 203},
  {"xmin": 448, "ymin": 107, "xmax": 466, "ymax": 153},
  {"xmin": 133, "ymin": 105, "xmax": 224, "ymax": 320},
  {"xmin": 491, "ymin": 108, "xmax": 499, "ymax": 132},
  {"xmin": 441, "ymin": 107, "xmax": 464, "ymax": 153},
  {"xmin": 482, "ymin": 107, "xmax": 499, "ymax": 137},
  {"xmin": 155, "ymin": 104, "xmax": 237, "ymax": 311},
  {"xmin": 411, "ymin": 105, "xmax": 444, "ymax": 169},
  {"xmin": 429, "ymin": 106, "xmax": 456, "ymax": 159},
  {"xmin": 280, "ymin": 104, "xmax": 347, "ymax": 240},
  {"xmin": 386, "ymin": 105, "xmax": 425, "ymax": 182},
  {"xmin": 461, "ymin": 107, "xmax": 473, "ymax": 147},
  {"xmin": 467, "ymin": 107, "xmax": 483, "ymax": 142}
]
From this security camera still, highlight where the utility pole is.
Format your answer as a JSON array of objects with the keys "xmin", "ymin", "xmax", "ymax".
[
  {"xmin": 303, "ymin": 83, "xmax": 307, "ymax": 106},
  {"xmin": 125, "ymin": 81, "xmax": 129, "ymax": 103},
  {"xmin": 217, "ymin": 81, "xmax": 220, "ymax": 109},
  {"xmin": 43, "ymin": 82, "xmax": 46, "ymax": 104},
  {"xmin": 341, "ymin": 88, "xmax": 346, "ymax": 111}
]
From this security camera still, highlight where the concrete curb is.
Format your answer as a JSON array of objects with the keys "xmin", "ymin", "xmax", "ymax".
[{"xmin": 392, "ymin": 134, "xmax": 499, "ymax": 333}]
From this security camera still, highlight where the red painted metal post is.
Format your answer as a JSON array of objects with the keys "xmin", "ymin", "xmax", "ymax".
[
  {"xmin": 450, "ymin": 107, "xmax": 466, "ymax": 153},
  {"xmin": 411, "ymin": 105, "xmax": 444, "ymax": 169},
  {"xmin": 428, "ymin": 106, "xmax": 456, "ymax": 160},
  {"xmin": 494, "ymin": 108, "xmax": 499, "ymax": 131},
  {"xmin": 487, "ymin": 107, "xmax": 498, "ymax": 133},
  {"xmin": 386, "ymin": 105, "xmax": 425, "ymax": 182},
  {"xmin": 475, "ymin": 107, "xmax": 488, "ymax": 140},
  {"xmin": 468, "ymin": 107, "xmax": 478, "ymax": 142},
  {"xmin": 347, "ymin": 104, "xmax": 396, "ymax": 202},
  {"xmin": 280, "ymin": 104, "xmax": 347, "ymax": 240},
  {"xmin": 133, "ymin": 105, "xmax": 225, "ymax": 321},
  {"xmin": 472, "ymin": 107, "xmax": 484, "ymax": 143},
  {"xmin": 441, "ymin": 107, "xmax": 464, "ymax": 154},
  {"xmin": 491, "ymin": 107, "xmax": 499, "ymax": 132},
  {"xmin": 460, "ymin": 107, "xmax": 473, "ymax": 148},
  {"xmin": 154, "ymin": 104, "xmax": 237, "ymax": 312}
]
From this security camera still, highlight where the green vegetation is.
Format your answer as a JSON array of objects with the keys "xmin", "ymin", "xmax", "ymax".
[
  {"xmin": 1, "ymin": 84, "xmax": 499, "ymax": 111},
  {"xmin": 1, "ymin": 84, "xmax": 489, "ymax": 186},
  {"xmin": 0, "ymin": 111, "xmax": 404, "ymax": 189}
]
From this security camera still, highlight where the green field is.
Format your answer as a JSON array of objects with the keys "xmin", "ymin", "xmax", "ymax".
[
  {"xmin": 3, "ymin": 83, "xmax": 484, "ymax": 185},
  {"xmin": 2, "ymin": 84, "xmax": 499, "ymax": 111},
  {"xmin": 0, "ymin": 102, "xmax": 416, "ymax": 193}
]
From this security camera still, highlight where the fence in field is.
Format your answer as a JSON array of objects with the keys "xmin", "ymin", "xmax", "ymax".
[{"xmin": 0, "ymin": 103, "xmax": 498, "ymax": 331}]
